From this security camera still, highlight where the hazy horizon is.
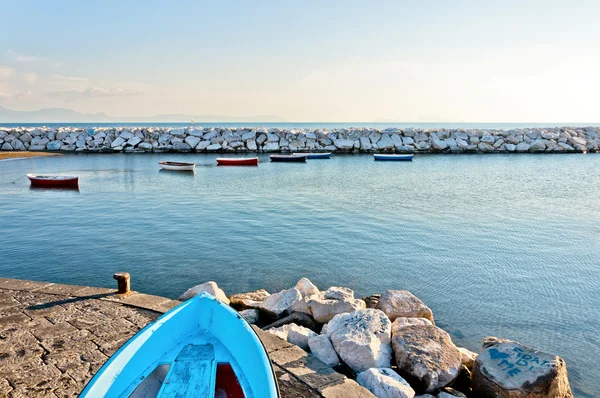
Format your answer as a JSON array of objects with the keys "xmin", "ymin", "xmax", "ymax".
[{"xmin": 1, "ymin": 1, "xmax": 600, "ymax": 122}]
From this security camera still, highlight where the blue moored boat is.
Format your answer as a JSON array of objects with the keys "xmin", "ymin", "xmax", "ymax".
[
  {"xmin": 293, "ymin": 152, "xmax": 331, "ymax": 159},
  {"xmin": 270, "ymin": 154, "xmax": 307, "ymax": 162},
  {"xmin": 374, "ymin": 154, "xmax": 413, "ymax": 161},
  {"xmin": 80, "ymin": 293, "xmax": 279, "ymax": 398}
]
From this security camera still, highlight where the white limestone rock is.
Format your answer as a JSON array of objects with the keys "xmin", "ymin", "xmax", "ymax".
[
  {"xmin": 259, "ymin": 287, "xmax": 302, "ymax": 318},
  {"xmin": 47, "ymin": 140, "xmax": 62, "ymax": 150},
  {"xmin": 287, "ymin": 324, "xmax": 317, "ymax": 350},
  {"xmin": 138, "ymin": 142, "xmax": 153, "ymax": 150},
  {"xmin": 246, "ymin": 140, "xmax": 257, "ymax": 151},
  {"xmin": 568, "ymin": 135, "xmax": 587, "ymax": 146},
  {"xmin": 295, "ymin": 278, "xmax": 320, "ymax": 297},
  {"xmin": 529, "ymin": 139, "xmax": 547, "ymax": 152},
  {"xmin": 185, "ymin": 135, "xmax": 201, "ymax": 149},
  {"xmin": 326, "ymin": 309, "xmax": 392, "ymax": 373},
  {"xmin": 266, "ymin": 324, "xmax": 294, "ymax": 340},
  {"xmin": 359, "ymin": 136, "xmax": 372, "ymax": 150},
  {"xmin": 480, "ymin": 135, "xmax": 496, "ymax": 144},
  {"xmin": 239, "ymin": 309, "xmax": 260, "ymax": 324},
  {"xmin": 357, "ymin": 368, "xmax": 415, "ymax": 398},
  {"xmin": 267, "ymin": 133, "xmax": 280, "ymax": 142},
  {"xmin": 378, "ymin": 290, "xmax": 434, "ymax": 323},
  {"xmin": 263, "ymin": 142, "xmax": 280, "ymax": 152},
  {"xmin": 173, "ymin": 141, "xmax": 192, "ymax": 152},
  {"xmin": 431, "ymin": 134, "xmax": 448, "ymax": 150},
  {"xmin": 377, "ymin": 134, "xmax": 395, "ymax": 150},
  {"xmin": 308, "ymin": 334, "xmax": 340, "ymax": 367},
  {"xmin": 111, "ymin": 137, "xmax": 126, "ymax": 148},
  {"xmin": 1, "ymin": 142, "xmax": 12, "ymax": 150},
  {"xmin": 206, "ymin": 143, "xmax": 222, "ymax": 151},
  {"xmin": 478, "ymin": 143, "xmax": 494, "ymax": 152},
  {"xmin": 120, "ymin": 130, "xmax": 135, "ymax": 140},
  {"xmin": 308, "ymin": 296, "xmax": 366, "ymax": 323},
  {"xmin": 178, "ymin": 281, "xmax": 230, "ymax": 304},
  {"xmin": 11, "ymin": 139, "xmax": 24, "ymax": 150},
  {"xmin": 334, "ymin": 139, "xmax": 354, "ymax": 150},
  {"xmin": 516, "ymin": 143, "xmax": 530, "ymax": 152},
  {"xmin": 324, "ymin": 286, "xmax": 354, "ymax": 301}
]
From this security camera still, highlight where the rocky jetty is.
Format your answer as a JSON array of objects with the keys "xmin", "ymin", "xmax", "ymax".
[
  {"xmin": 1, "ymin": 125, "xmax": 599, "ymax": 154},
  {"xmin": 179, "ymin": 279, "xmax": 573, "ymax": 397}
]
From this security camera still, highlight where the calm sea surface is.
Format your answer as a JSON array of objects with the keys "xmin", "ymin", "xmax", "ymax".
[
  {"xmin": 0, "ymin": 153, "xmax": 598, "ymax": 396},
  {"xmin": 1, "ymin": 121, "xmax": 600, "ymax": 130}
]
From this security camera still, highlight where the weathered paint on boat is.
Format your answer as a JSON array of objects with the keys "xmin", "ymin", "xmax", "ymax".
[
  {"xmin": 159, "ymin": 161, "xmax": 196, "ymax": 171},
  {"xmin": 80, "ymin": 293, "xmax": 279, "ymax": 398},
  {"xmin": 293, "ymin": 153, "xmax": 331, "ymax": 159},
  {"xmin": 270, "ymin": 155, "xmax": 307, "ymax": 163},
  {"xmin": 216, "ymin": 157, "xmax": 259, "ymax": 166},
  {"xmin": 373, "ymin": 154, "xmax": 413, "ymax": 161},
  {"xmin": 27, "ymin": 174, "xmax": 79, "ymax": 188}
]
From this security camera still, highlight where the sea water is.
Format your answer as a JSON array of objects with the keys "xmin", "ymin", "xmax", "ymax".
[{"xmin": 0, "ymin": 153, "xmax": 598, "ymax": 396}]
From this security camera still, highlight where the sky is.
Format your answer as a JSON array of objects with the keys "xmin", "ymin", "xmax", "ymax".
[{"xmin": 0, "ymin": 0, "xmax": 599, "ymax": 122}]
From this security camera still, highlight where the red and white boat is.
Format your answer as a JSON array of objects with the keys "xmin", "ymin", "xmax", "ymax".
[
  {"xmin": 27, "ymin": 174, "xmax": 79, "ymax": 188},
  {"xmin": 216, "ymin": 157, "xmax": 259, "ymax": 166}
]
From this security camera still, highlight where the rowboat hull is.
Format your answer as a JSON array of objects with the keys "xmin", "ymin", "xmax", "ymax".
[
  {"xmin": 270, "ymin": 155, "xmax": 307, "ymax": 163},
  {"xmin": 81, "ymin": 293, "xmax": 279, "ymax": 397},
  {"xmin": 159, "ymin": 161, "xmax": 195, "ymax": 171},
  {"xmin": 27, "ymin": 174, "xmax": 79, "ymax": 188},
  {"xmin": 373, "ymin": 154, "xmax": 413, "ymax": 161},
  {"xmin": 216, "ymin": 157, "xmax": 259, "ymax": 166},
  {"xmin": 294, "ymin": 153, "xmax": 331, "ymax": 159}
]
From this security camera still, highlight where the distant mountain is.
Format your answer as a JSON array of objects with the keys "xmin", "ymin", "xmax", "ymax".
[
  {"xmin": 0, "ymin": 106, "xmax": 111, "ymax": 122},
  {"xmin": 0, "ymin": 106, "xmax": 286, "ymax": 123}
]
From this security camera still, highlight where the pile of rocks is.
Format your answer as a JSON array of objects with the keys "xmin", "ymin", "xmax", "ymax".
[
  {"xmin": 179, "ymin": 278, "xmax": 573, "ymax": 398},
  {"xmin": 1, "ymin": 125, "xmax": 599, "ymax": 154}
]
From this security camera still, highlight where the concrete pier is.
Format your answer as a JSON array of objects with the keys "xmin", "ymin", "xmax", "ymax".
[{"xmin": 0, "ymin": 277, "xmax": 371, "ymax": 397}]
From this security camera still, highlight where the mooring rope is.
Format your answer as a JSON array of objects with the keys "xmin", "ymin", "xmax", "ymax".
[{"xmin": 10, "ymin": 175, "xmax": 27, "ymax": 184}]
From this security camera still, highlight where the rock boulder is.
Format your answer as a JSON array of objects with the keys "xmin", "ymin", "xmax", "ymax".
[
  {"xmin": 378, "ymin": 290, "xmax": 434, "ymax": 322},
  {"xmin": 295, "ymin": 277, "xmax": 320, "ymax": 297},
  {"xmin": 178, "ymin": 281, "xmax": 230, "ymax": 304},
  {"xmin": 392, "ymin": 324, "xmax": 462, "ymax": 393},
  {"xmin": 308, "ymin": 296, "xmax": 366, "ymax": 323},
  {"xmin": 259, "ymin": 287, "xmax": 302, "ymax": 318},
  {"xmin": 308, "ymin": 334, "xmax": 340, "ymax": 367},
  {"xmin": 229, "ymin": 289, "xmax": 270, "ymax": 309},
  {"xmin": 472, "ymin": 339, "xmax": 572, "ymax": 398},
  {"xmin": 326, "ymin": 309, "xmax": 392, "ymax": 372},
  {"xmin": 357, "ymin": 368, "xmax": 415, "ymax": 398}
]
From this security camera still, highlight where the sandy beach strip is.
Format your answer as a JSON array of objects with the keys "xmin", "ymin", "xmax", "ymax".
[{"xmin": 0, "ymin": 151, "xmax": 61, "ymax": 161}]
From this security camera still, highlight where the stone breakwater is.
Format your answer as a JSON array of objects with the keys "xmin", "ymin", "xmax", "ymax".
[
  {"xmin": 180, "ymin": 279, "xmax": 574, "ymax": 398},
  {"xmin": 1, "ymin": 125, "xmax": 599, "ymax": 154}
]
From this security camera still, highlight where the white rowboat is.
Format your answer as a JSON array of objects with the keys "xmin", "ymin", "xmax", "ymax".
[{"xmin": 159, "ymin": 161, "xmax": 195, "ymax": 171}]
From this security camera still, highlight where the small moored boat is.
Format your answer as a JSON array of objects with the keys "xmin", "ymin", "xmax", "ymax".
[
  {"xmin": 159, "ymin": 161, "xmax": 195, "ymax": 171},
  {"xmin": 216, "ymin": 157, "xmax": 259, "ymax": 166},
  {"xmin": 27, "ymin": 174, "xmax": 79, "ymax": 188},
  {"xmin": 270, "ymin": 155, "xmax": 307, "ymax": 163},
  {"xmin": 80, "ymin": 293, "xmax": 279, "ymax": 398},
  {"xmin": 293, "ymin": 152, "xmax": 331, "ymax": 159},
  {"xmin": 373, "ymin": 154, "xmax": 413, "ymax": 161}
]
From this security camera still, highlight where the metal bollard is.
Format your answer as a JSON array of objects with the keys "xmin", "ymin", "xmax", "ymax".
[{"xmin": 113, "ymin": 272, "xmax": 131, "ymax": 294}]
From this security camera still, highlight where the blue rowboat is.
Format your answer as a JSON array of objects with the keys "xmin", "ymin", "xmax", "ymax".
[
  {"xmin": 293, "ymin": 152, "xmax": 331, "ymax": 159},
  {"xmin": 270, "ymin": 154, "xmax": 307, "ymax": 162},
  {"xmin": 373, "ymin": 154, "xmax": 413, "ymax": 161},
  {"xmin": 80, "ymin": 293, "xmax": 279, "ymax": 398}
]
